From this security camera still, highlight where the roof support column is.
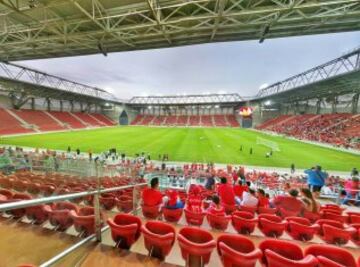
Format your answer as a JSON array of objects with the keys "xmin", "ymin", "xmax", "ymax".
[
  {"xmin": 46, "ymin": 98, "xmax": 51, "ymax": 111},
  {"xmin": 316, "ymin": 98, "xmax": 322, "ymax": 114},
  {"xmin": 352, "ymin": 93, "xmax": 359, "ymax": 114},
  {"xmin": 69, "ymin": 100, "xmax": 74, "ymax": 112},
  {"xmin": 31, "ymin": 98, "xmax": 35, "ymax": 110},
  {"xmin": 59, "ymin": 100, "xmax": 63, "ymax": 112},
  {"xmin": 331, "ymin": 97, "xmax": 337, "ymax": 114}
]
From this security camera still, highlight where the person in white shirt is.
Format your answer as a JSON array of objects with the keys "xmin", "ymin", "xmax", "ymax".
[{"xmin": 240, "ymin": 188, "xmax": 259, "ymax": 207}]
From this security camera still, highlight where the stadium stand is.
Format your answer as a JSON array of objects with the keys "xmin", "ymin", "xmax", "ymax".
[
  {"xmin": 0, "ymin": 108, "xmax": 34, "ymax": 135},
  {"xmin": 0, "ymin": 108, "xmax": 116, "ymax": 135},
  {"xmin": 257, "ymin": 113, "xmax": 360, "ymax": 150}
]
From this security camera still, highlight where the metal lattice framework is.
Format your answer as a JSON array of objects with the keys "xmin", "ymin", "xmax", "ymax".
[
  {"xmin": 256, "ymin": 47, "xmax": 360, "ymax": 98},
  {"xmin": 0, "ymin": 0, "xmax": 359, "ymax": 61},
  {"xmin": 0, "ymin": 61, "xmax": 119, "ymax": 102},
  {"xmin": 129, "ymin": 93, "xmax": 243, "ymax": 105}
]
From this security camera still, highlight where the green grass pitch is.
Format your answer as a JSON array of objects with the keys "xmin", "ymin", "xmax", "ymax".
[{"xmin": 1, "ymin": 126, "xmax": 359, "ymax": 171}]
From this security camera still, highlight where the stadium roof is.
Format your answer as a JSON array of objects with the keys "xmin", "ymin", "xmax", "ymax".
[
  {"xmin": 0, "ymin": 61, "xmax": 121, "ymax": 104},
  {"xmin": 255, "ymin": 47, "xmax": 360, "ymax": 102},
  {"xmin": 0, "ymin": 0, "xmax": 359, "ymax": 61},
  {"xmin": 128, "ymin": 93, "xmax": 244, "ymax": 106}
]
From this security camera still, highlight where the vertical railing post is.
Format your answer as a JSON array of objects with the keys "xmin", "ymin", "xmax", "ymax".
[{"xmin": 94, "ymin": 161, "xmax": 102, "ymax": 242}]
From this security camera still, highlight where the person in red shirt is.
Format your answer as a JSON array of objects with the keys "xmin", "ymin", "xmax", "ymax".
[
  {"xmin": 232, "ymin": 170, "xmax": 239, "ymax": 185},
  {"xmin": 257, "ymin": 188, "xmax": 269, "ymax": 208},
  {"xmin": 165, "ymin": 190, "xmax": 185, "ymax": 209},
  {"xmin": 233, "ymin": 180, "xmax": 249, "ymax": 199},
  {"xmin": 207, "ymin": 195, "xmax": 225, "ymax": 216},
  {"xmin": 217, "ymin": 177, "xmax": 236, "ymax": 205},
  {"xmin": 142, "ymin": 177, "xmax": 164, "ymax": 206},
  {"xmin": 271, "ymin": 189, "xmax": 304, "ymax": 214}
]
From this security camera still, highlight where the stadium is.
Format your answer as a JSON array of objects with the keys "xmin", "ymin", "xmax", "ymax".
[{"xmin": 0, "ymin": 1, "xmax": 359, "ymax": 267}]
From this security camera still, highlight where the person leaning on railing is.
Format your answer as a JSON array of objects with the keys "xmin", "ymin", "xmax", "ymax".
[{"xmin": 0, "ymin": 151, "xmax": 15, "ymax": 175}]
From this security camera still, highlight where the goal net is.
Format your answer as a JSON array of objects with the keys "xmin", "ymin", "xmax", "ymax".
[{"xmin": 256, "ymin": 137, "xmax": 280, "ymax": 152}]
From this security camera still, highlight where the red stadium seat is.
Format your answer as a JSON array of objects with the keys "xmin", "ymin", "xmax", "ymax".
[
  {"xmin": 321, "ymin": 210, "xmax": 348, "ymax": 223},
  {"xmin": 259, "ymin": 239, "xmax": 313, "ymax": 267},
  {"xmin": 350, "ymin": 224, "xmax": 360, "ymax": 246},
  {"xmin": 278, "ymin": 207, "xmax": 300, "ymax": 218},
  {"xmin": 217, "ymin": 234, "xmax": 262, "ymax": 267},
  {"xmin": 26, "ymin": 204, "xmax": 48, "ymax": 224},
  {"xmin": 116, "ymin": 195, "xmax": 133, "ymax": 213},
  {"xmin": 347, "ymin": 212, "xmax": 360, "ymax": 224},
  {"xmin": 178, "ymin": 227, "xmax": 216, "ymax": 266},
  {"xmin": 162, "ymin": 207, "xmax": 183, "ymax": 223},
  {"xmin": 141, "ymin": 221, "xmax": 176, "ymax": 260},
  {"xmin": 27, "ymin": 182, "xmax": 41, "ymax": 195},
  {"xmin": 318, "ymin": 220, "xmax": 356, "ymax": 245},
  {"xmin": 258, "ymin": 207, "xmax": 277, "ymax": 215},
  {"xmin": 286, "ymin": 217, "xmax": 320, "ymax": 241},
  {"xmin": 13, "ymin": 179, "xmax": 29, "ymax": 192},
  {"xmin": 44, "ymin": 202, "xmax": 78, "ymax": 231},
  {"xmin": 184, "ymin": 208, "xmax": 206, "ymax": 226},
  {"xmin": 141, "ymin": 204, "xmax": 161, "ymax": 219},
  {"xmin": 258, "ymin": 214, "xmax": 287, "ymax": 238},
  {"xmin": 264, "ymin": 250, "xmax": 318, "ymax": 267},
  {"xmin": 70, "ymin": 207, "xmax": 99, "ymax": 237},
  {"xmin": 6, "ymin": 193, "xmax": 32, "ymax": 218},
  {"xmin": 305, "ymin": 244, "xmax": 357, "ymax": 267},
  {"xmin": 0, "ymin": 189, "xmax": 13, "ymax": 200},
  {"xmin": 40, "ymin": 184, "xmax": 56, "ymax": 197},
  {"xmin": 107, "ymin": 214, "xmax": 142, "ymax": 249},
  {"xmin": 231, "ymin": 211, "xmax": 257, "ymax": 235},
  {"xmin": 222, "ymin": 203, "xmax": 237, "ymax": 215},
  {"xmin": 99, "ymin": 193, "xmax": 116, "ymax": 210},
  {"xmin": 303, "ymin": 210, "xmax": 321, "ymax": 223},
  {"xmin": 206, "ymin": 213, "xmax": 231, "ymax": 231},
  {"xmin": 239, "ymin": 205, "xmax": 257, "ymax": 214}
]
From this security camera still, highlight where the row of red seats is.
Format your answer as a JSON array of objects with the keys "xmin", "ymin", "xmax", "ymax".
[
  {"xmin": 108, "ymin": 213, "xmax": 360, "ymax": 267},
  {"xmin": 130, "ymin": 114, "xmax": 240, "ymax": 127}
]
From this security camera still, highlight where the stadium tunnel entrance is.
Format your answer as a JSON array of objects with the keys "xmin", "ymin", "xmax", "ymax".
[{"xmin": 119, "ymin": 110, "xmax": 129, "ymax": 125}]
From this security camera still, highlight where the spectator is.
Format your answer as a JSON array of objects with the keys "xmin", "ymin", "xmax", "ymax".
[
  {"xmin": 351, "ymin": 167, "xmax": 359, "ymax": 177},
  {"xmin": 271, "ymin": 189, "xmax": 304, "ymax": 214},
  {"xmin": 304, "ymin": 165, "xmax": 328, "ymax": 198},
  {"xmin": 290, "ymin": 163, "xmax": 295, "ymax": 174},
  {"xmin": 206, "ymin": 195, "xmax": 225, "ymax": 216},
  {"xmin": 217, "ymin": 177, "xmax": 236, "ymax": 206},
  {"xmin": 300, "ymin": 188, "xmax": 320, "ymax": 213},
  {"xmin": 0, "ymin": 151, "xmax": 14, "ymax": 174},
  {"xmin": 205, "ymin": 175, "xmax": 216, "ymax": 191},
  {"xmin": 257, "ymin": 188, "xmax": 269, "ymax": 208},
  {"xmin": 232, "ymin": 170, "xmax": 239, "ymax": 185},
  {"xmin": 142, "ymin": 177, "xmax": 164, "ymax": 206},
  {"xmin": 164, "ymin": 190, "xmax": 184, "ymax": 209},
  {"xmin": 233, "ymin": 180, "xmax": 248, "ymax": 199},
  {"xmin": 342, "ymin": 177, "xmax": 360, "ymax": 206},
  {"xmin": 240, "ymin": 188, "xmax": 258, "ymax": 207}
]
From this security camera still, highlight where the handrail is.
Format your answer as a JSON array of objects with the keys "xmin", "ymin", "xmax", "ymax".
[{"xmin": 0, "ymin": 183, "xmax": 147, "ymax": 212}]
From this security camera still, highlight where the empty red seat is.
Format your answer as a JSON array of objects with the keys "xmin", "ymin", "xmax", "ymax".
[
  {"xmin": 258, "ymin": 207, "xmax": 277, "ymax": 215},
  {"xmin": 207, "ymin": 213, "xmax": 231, "ymax": 231},
  {"xmin": 317, "ymin": 219, "xmax": 356, "ymax": 245},
  {"xmin": 163, "ymin": 207, "xmax": 183, "ymax": 223},
  {"xmin": 231, "ymin": 211, "xmax": 257, "ymax": 235},
  {"xmin": 286, "ymin": 217, "xmax": 320, "ymax": 241},
  {"xmin": 178, "ymin": 227, "xmax": 216, "ymax": 266},
  {"xmin": 116, "ymin": 196, "xmax": 133, "ymax": 213},
  {"xmin": 258, "ymin": 214, "xmax": 287, "ymax": 238},
  {"xmin": 44, "ymin": 202, "xmax": 78, "ymax": 231},
  {"xmin": 259, "ymin": 239, "xmax": 317, "ymax": 267},
  {"xmin": 70, "ymin": 207, "xmax": 99, "ymax": 237},
  {"xmin": 0, "ymin": 189, "xmax": 13, "ymax": 200},
  {"xmin": 217, "ymin": 234, "xmax": 262, "ymax": 267},
  {"xmin": 184, "ymin": 208, "xmax": 206, "ymax": 226},
  {"xmin": 141, "ymin": 221, "xmax": 175, "ymax": 260},
  {"xmin": 321, "ymin": 210, "xmax": 348, "ymax": 223},
  {"xmin": 141, "ymin": 204, "xmax": 161, "ymax": 219},
  {"xmin": 350, "ymin": 223, "xmax": 360, "ymax": 246},
  {"xmin": 99, "ymin": 193, "xmax": 116, "ymax": 210},
  {"xmin": 305, "ymin": 244, "xmax": 357, "ymax": 267},
  {"xmin": 26, "ymin": 204, "xmax": 48, "ymax": 224},
  {"xmin": 107, "ymin": 214, "xmax": 142, "ymax": 249},
  {"xmin": 303, "ymin": 210, "xmax": 321, "ymax": 223},
  {"xmin": 39, "ymin": 184, "xmax": 56, "ymax": 196},
  {"xmin": 347, "ymin": 212, "xmax": 360, "ymax": 224},
  {"xmin": 13, "ymin": 179, "xmax": 29, "ymax": 192},
  {"xmin": 278, "ymin": 207, "xmax": 300, "ymax": 218},
  {"xmin": 6, "ymin": 193, "xmax": 32, "ymax": 218},
  {"xmin": 239, "ymin": 205, "xmax": 257, "ymax": 214}
]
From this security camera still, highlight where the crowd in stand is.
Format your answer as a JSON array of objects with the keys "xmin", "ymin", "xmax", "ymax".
[{"xmin": 258, "ymin": 113, "xmax": 360, "ymax": 150}]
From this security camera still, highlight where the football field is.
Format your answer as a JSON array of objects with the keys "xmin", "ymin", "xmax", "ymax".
[{"xmin": 1, "ymin": 126, "xmax": 359, "ymax": 171}]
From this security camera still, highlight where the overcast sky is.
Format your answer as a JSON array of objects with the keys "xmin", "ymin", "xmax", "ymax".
[{"xmin": 19, "ymin": 31, "xmax": 360, "ymax": 100}]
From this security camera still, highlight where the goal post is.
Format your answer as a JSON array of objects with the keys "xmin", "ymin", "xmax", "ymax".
[{"xmin": 256, "ymin": 137, "xmax": 280, "ymax": 152}]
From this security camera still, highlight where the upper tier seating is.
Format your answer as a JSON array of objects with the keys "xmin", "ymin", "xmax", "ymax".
[
  {"xmin": 0, "ymin": 108, "xmax": 33, "ymax": 135},
  {"xmin": 257, "ymin": 113, "xmax": 360, "ymax": 150},
  {"xmin": 12, "ymin": 109, "xmax": 65, "ymax": 132}
]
